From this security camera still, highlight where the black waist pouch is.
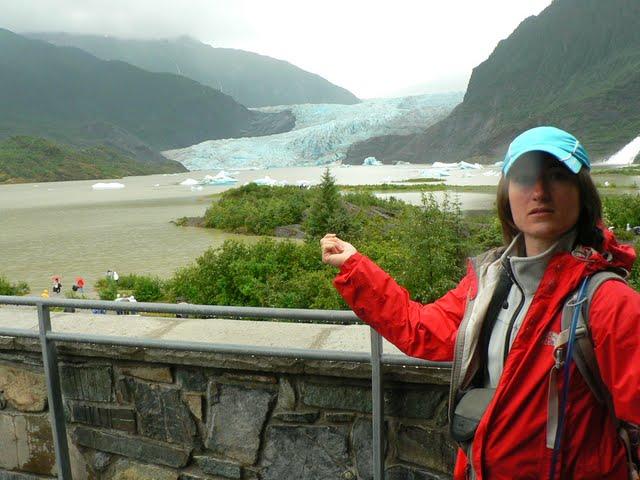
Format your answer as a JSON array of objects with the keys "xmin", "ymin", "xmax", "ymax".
[{"xmin": 450, "ymin": 388, "xmax": 495, "ymax": 442}]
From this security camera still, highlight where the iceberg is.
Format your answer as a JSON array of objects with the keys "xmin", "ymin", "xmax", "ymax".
[
  {"xmin": 92, "ymin": 182, "xmax": 125, "ymax": 190},
  {"xmin": 201, "ymin": 171, "xmax": 238, "ymax": 185},
  {"xmin": 363, "ymin": 156, "xmax": 383, "ymax": 166},
  {"xmin": 180, "ymin": 178, "xmax": 200, "ymax": 186},
  {"xmin": 432, "ymin": 162, "xmax": 455, "ymax": 169},
  {"xmin": 253, "ymin": 176, "xmax": 281, "ymax": 186},
  {"xmin": 417, "ymin": 168, "xmax": 450, "ymax": 178},
  {"xmin": 458, "ymin": 161, "xmax": 483, "ymax": 170},
  {"xmin": 431, "ymin": 161, "xmax": 484, "ymax": 170}
]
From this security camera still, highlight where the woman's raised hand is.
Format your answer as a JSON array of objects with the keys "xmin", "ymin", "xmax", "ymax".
[{"xmin": 320, "ymin": 233, "xmax": 357, "ymax": 268}]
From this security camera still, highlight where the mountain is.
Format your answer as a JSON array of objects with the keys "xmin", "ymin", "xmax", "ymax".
[
  {"xmin": 29, "ymin": 33, "xmax": 360, "ymax": 108},
  {"xmin": 0, "ymin": 28, "xmax": 294, "ymax": 163},
  {"xmin": 344, "ymin": 0, "xmax": 640, "ymax": 164},
  {"xmin": 0, "ymin": 136, "xmax": 185, "ymax": 183},
  {"xmin": 163, "ymin": 93, "xmax": 461, "ymax": 170}
]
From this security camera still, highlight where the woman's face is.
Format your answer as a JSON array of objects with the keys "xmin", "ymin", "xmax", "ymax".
[{"xmin": 508, "ymin": 155, "xmax": 580, "ymax": 255}]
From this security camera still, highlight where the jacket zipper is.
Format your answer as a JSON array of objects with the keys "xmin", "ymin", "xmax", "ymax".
[{"xmin": 503, "ymin": 260, "xmax": 525, "ymax": 365}]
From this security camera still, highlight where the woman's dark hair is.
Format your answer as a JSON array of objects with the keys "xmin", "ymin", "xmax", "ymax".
[{"xmin": 496, "ymin": 154, "xmax": 604, "ymax": 250}]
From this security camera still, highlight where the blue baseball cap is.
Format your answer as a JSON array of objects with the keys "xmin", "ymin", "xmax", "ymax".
[{"xmin": 502, "ymin": 126, "xmax": 591, "ymax": 176}]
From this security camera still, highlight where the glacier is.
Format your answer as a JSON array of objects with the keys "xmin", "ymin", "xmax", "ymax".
[{"xmin": 163, "ymin": 93, "xmax": 462, "ymax": 170}]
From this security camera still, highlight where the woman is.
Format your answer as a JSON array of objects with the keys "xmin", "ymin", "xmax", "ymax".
[{"xmin": 321, "ymin": 126, "xmax": 640, "ymax": 479}]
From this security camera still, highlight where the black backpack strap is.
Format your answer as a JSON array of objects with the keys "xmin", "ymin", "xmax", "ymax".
[{"xmin": 477, "ymin": 268, "xmax": 513, "ymax": 385}]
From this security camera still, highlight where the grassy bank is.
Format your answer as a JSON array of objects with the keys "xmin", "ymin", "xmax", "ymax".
[{"xmin": 0, "ymin": 136, "xmax": 183, "ymax": 184}]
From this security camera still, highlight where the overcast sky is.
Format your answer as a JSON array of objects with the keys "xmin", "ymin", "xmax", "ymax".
[{"xmin": 1, "ymin": 0, "xmax": 553, "ymax": 98}]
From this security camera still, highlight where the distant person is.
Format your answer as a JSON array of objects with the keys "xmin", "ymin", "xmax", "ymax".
[
  {"xmin": 175, "ymin": 297, "xmax": 190, "ymax": 318},
  {"xmin": 127, "ymin": 295, "xmax": 137, "ymax": 315},
  {"xmin": 52, "ymin": 276, "xmax": 62, "ymax": 294},
  {"xmin": 114, "ymin": 293, "xmax": 127, "ymax": 315},
  {"xmin": 72, "ymin": 277, "xmax": 85, "ymax": 293},
  {"xmin": 41, "ymin": 289, "xmax": 49, "ymax": 298},
  {"xmin": 321, "ymin": 126, "xmax": 640, "ymax": 479}
]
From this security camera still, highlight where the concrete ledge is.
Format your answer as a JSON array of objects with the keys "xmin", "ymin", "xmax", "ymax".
[{"xmin": 0, "ymin": 306, "xmax": 451, "ymax": 384}]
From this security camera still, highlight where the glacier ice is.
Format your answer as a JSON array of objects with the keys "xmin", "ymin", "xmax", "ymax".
[
  {"xmin": 163, "ymin": 93, "xmax": 462, "ymax": 170},
  {"xmin": 92, "ymin": 182, "xmax": 125, "ymax": 190},
  {"xmin": 458, "ymin": 161, "xmax": 483, "ymax": 170},
  {"xmin": 180, "ymin": 178, "xmax": 200, "ymax": 186},
  {"xmin": 252, "ymin": 176, "xmax": 289, "ymax": 186},
  {"xmin": 432, "ymin": 162, "xmax": 454, "ymax": 169},
  {"xmin": 363, "ymin": 156, "xmax": 382, "ymax": 166},
  {"xmin": 201, "ymin": 171, "xmax": 238, "ymax": 185}
]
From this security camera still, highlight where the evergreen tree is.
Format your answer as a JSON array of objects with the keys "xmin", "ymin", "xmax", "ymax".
[{"xmin": 303, "ymin": 168, "xmax": 351, "ymax": 240}]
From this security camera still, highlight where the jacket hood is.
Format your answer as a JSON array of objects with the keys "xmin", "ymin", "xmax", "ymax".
[{"xmin": 576, "ymin": 225, "xmax": 637, "ymax": 275}]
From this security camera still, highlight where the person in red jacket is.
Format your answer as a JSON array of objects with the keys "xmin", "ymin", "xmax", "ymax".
[{"xmin": 321, "ymin": 126, "xmax": 640, "ymax": 479}]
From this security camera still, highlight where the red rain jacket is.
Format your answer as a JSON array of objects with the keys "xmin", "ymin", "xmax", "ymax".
[{"xmin": 334, "ymin": 231, "xmax": 640, "ymax": 479}]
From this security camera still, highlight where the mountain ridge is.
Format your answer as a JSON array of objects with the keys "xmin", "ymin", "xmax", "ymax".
[
  {"xmin": 28, "ymin": 32, "xmax": 360, "ymax": 108},
  {"xmin": 344, "ymin": 0, "xmax": 640, "ymax": 164},
  {"xmin": 0, "ymin": 28, "xmax": 294, "ymax": 164}
]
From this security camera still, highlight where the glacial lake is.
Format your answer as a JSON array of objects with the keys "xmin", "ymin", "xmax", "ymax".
[{"xmin": 0, "ymin": 164, "xmax": 635, "ymax": 296}]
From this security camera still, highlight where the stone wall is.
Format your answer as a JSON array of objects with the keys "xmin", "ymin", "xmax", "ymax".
[{"xmin": 0, "ymin": 331, "xmax": 455, "ymax": 480}]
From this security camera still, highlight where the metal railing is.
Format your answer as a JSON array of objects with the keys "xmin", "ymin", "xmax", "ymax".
[{"xmin": 0, "ymin": 295, "xmax": 451, "ymax": 480}]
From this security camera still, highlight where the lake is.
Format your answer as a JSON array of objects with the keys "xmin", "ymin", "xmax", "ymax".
[{"xmin": 1, "ymin": 163, "xmax": 630, "ymax": 296}]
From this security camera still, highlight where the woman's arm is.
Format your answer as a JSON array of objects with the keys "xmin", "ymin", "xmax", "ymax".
[
  {"xmin": 325, "ymin": 240, "xmax": 473, "ymax": 361},
  {"xmin": 589, "ymin": 281, "xmax": 640, "ymax": 424}
]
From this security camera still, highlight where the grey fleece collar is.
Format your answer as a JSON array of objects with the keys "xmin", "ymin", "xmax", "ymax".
[{"xmin": 500, "ymin": 230, "xmax": 577, "ymax": 296}]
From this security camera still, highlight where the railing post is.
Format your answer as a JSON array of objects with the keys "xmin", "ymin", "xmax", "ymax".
[
  {"xmin": 370, "ymin": 328, "xmax": 384, "ymax": 480},
  {"xmin": 37, "ymin": 303, "xmax": 73, "ymax": 480}
]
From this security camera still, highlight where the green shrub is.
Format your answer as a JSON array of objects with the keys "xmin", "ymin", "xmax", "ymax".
[
  {"xmin": 129, "ymin": 275, "xmax": 165, "ymax": 302},
  {"xmin": 169, "ymin": 239, "xmax": 345, "ymax": 310},
  {"xmin": 95, "ymin": 278, "xmax": 118, "ymax": 300},
  {"xmin": 204, "ymin": 183, "xmax": 311, "ymax": 235},
  {"xmin": 95, "ymin": 274, "xmax": 165, "ymax": 302},
  {"xmin": 465, "ymin": 211, "xmax": 504, "ymax": 255},
  {"xmin": 0, "ymin": 275, "xmax": 29, "ymax": 296},
  {"xmin": 602, "ymin": 194, "xmax": 640, "ymax": 230},
  {"xmin": 189, "ymin": 190, "xmax": 479, "ymax": 307},
  {"xmin": 390, "ymin": 194, "xmax": 468, "ymax": 303}
]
